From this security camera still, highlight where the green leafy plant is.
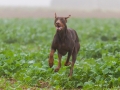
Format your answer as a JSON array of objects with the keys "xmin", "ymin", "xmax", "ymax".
[{"xmin": 0, "ymin": 18, "xmax": 120, "ymax": 89}]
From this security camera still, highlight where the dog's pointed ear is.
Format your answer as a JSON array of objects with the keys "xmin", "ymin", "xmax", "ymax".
[
  {"xmin": 55, "ymin": 13, "xmax": 57, "ymax": 18},
  {"xmin": 65, "ymin": 15, "xmax": 71, "ymax": 23},
  {"xmin": 65, "ymin": 15, "xmax": 71, "ymax": 20}
]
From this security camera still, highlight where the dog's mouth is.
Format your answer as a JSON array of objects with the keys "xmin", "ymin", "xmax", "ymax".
[{"xmin": 55, "ymin": 24, "xmax": 63, "ymax": 31}]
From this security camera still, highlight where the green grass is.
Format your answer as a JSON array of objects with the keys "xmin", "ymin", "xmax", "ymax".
[{"xmin": 0, "ymin": 18, "xmax": 120, "ymax": 89}]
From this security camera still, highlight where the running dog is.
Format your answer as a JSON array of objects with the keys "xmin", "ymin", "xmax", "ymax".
[{"xmin": 48, "ymin": 13, "xmax": 80, "ymax": 76}]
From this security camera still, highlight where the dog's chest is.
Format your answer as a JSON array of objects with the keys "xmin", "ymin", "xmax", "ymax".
[
  {"xmin": 57, "ymin": 43, "xmax": 69, "ymax": 55},
  {"xmin": 58, "ymin": 43, "xmax": 68, "ymax": 49}
]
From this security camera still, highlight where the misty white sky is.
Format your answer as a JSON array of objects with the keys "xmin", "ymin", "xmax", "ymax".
[
  {"xmin": 0, "ymin": 0, "xmax": 52, "ymax": 7},
  {"xmin": 0, "ymin": 0, "xmax": 120, "ymax": 11}
]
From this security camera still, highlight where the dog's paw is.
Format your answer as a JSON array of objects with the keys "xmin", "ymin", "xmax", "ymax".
[
  {"xmin": 49, "ymin": 63, "xmax": 53, "ymax": 68},
  {"xmin": 68, "ymin": 73, "xmax": 73, "ymax": 77},
  {"xmin": 54, "ymin": 67, "xmax": 60, "ymax": 72},
  {"xmin": 64, "ymin": 62, "xmax": 71, "ymax": 66}
]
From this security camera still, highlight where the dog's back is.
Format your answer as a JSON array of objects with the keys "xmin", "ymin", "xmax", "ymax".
[
  {"xmin": 67, "ymin": 28, "xmax": 80, "ymax": 52},
  {"xmin": 68, "ymin": 29, "xmax": 79, "ymax": 42}
]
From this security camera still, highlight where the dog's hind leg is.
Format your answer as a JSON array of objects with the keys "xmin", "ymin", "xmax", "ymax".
[
  {"xmin": 64, "ymin": 52, "xmax": 71, "ymax": 66},
  {"xmin": 69, "ymin": 48, "xmax": 77, "ymax": 77},
  {"xmin": 54, "ymin": 52, "xmax": 62, "ymax": 72}
]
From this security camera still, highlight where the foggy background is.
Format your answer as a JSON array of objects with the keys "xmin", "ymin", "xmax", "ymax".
[{"xmin": 0, "ymin": 0, "xmax": 120, "ymax": 18}]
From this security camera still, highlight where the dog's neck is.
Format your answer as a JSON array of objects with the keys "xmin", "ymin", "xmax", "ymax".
[{"xmin": 57, "ymin": 26, "xmax": 67, "ymax": 43}]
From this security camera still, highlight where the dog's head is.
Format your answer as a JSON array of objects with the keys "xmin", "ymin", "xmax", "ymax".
[{"xmin": 54, "ymin": 13, "xmax": 71, "ymax": 31}]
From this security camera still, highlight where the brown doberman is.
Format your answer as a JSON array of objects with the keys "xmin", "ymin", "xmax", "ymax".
[{"xmin": 48, "ymin": 13, "xmax": 80, "ymax": 76}]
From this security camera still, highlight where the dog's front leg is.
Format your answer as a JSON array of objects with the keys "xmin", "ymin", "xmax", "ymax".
[
  {"xmin": 54, "ymin": 52, "xmax": 62, "ymax": 72},
  {"xmin": 49, "ymin": 49, "xmax": 55, "ymax": 68}
]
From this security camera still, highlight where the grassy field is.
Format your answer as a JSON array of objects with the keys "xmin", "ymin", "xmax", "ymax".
[{"xmin": 0, "ymin": 18, "xmax": 120, "ymax": 89}]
